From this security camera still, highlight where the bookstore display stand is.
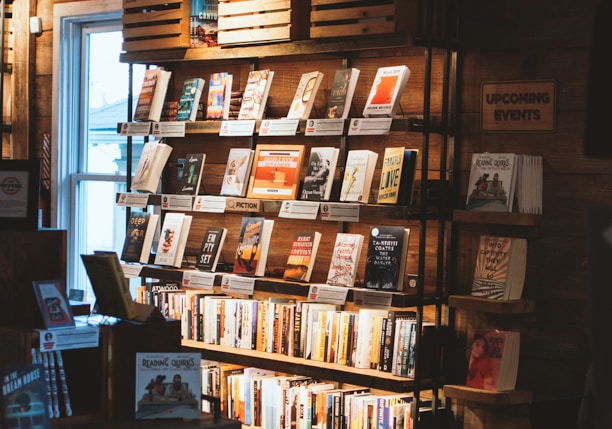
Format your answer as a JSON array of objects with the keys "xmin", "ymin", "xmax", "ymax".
[{"xmin": 118, "ymin": 1, "xmax": 458, "ymax": 427}]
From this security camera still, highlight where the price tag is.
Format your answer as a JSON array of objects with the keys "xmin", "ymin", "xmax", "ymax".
[
  {"xmin": 319, "ymin": 202, "xmax": 360, "ymax": 222},
  {"xmin": 182, "ymin": 270, "xmax": 216, "ymax": 290},
  {"xmin": 151, "ymin": 121, "xmax": 186, "ymax": 137},
  {"xmin": 117, "ymin": 193, "xmax": 149, "ymax": 208},
  {"xmin": 352, "ymin": 290, "xmax": 392, "ymax": 309},
  {"xmin": 119, "ymin": 122, "xmax": 151, "ymax": 136},
  {"xmin": 304, "ymin": 119, "xmax": 345, "ymax": 136},
  {"xmin": 160, "ymin": 194, "xmax": 193, "ymax": 211},
  {"xmin": 193, "ymin": 195, "xmax": 227, "ymax": 213},
  {"xmin": 278, "ymin": 200, "xmax": 320, "ymax": 219},
  {"xmin": 259, "ymin": 119, "xmax": 299, "ymax": 136},
  {"xmin": 120, "ymin": 263, "xmax": 143, "ymax": 278},
  {"xmin": 307, "ymin": 284, "xmax": 348, "ymax": 305},
  {"xmin": 219, "ymin": 120, "xmax": 256, "ymax": 136},
  {"xmin": 220, "ymin": 274, "xmax": 255, "ymax": 295},
  {"xmin": 347, "ymin": 118, "xmax": 393, "ymax": 135}
]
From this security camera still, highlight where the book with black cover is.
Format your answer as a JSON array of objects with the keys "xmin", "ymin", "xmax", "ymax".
[
  {"xmin": 363, "ymin": 225, "xmax": 410, "ymax": 290},
  {"xmin": 325, "ymin": 67, "xmax": 360, "ymax": 119},
  {"xmin": 300, "ymin": 147, "xmax": 339, "ymax": 202},
  {"xmin": 120, "ymin": 211, "xmax": 159, "ymax": 263},
  {"xmin": 195, "ymin": 226, "xmax": 228, "ymax": 271},
  {"xmin": 178, "ymin": 153, "xmax": 206, "ymax": 195}
]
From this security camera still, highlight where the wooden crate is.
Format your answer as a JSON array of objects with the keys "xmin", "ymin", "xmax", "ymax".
[
  {"xmin": 310, "ymin": 0, "xmax": 419, "ymax": 39},
  {"xmin": 218, "ymin": 0, "xmax": 310, "ymax": 46},
  {"xmin": 122, "ymin": 0, "xmax": 190, "ymax": 52}
]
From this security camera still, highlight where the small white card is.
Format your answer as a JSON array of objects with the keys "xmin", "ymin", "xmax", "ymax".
[
  {"xmin": 278, "ymin": 200, "xmax": 320, "ymax": 219},
  {"xmin": 319, "ymin": 202, "xmax": 360, "ymax": 222},
  {"xmin": 347, "ymin": 118, "xmax": 393, "ymax": 135},
  {"xmin": 307, "ymin": 284, "xmax": 348, "ymax": 305},
  {"xmin": 121, "ymin": 263, "xmax": 144, "ymax": 278},
  {"xmin": 193, "ymin": 195, "xmax": 227, "ymax": 213},
  {"xmin": 37, "ymin": 324, "xmax": 100, "ymax": 351},
  {"xmin": 259, "ymin": 119, "xmax": 299, "ymax": 136},
  {"xmin": 219, "ymin": 120, "xmax": 256, "ymax": 136},
  {"xmin": 117, "ymin": 192, "xmax": 150, "ymax": 208},
  {"xmin": 220, "ymin": 274, "xmax": 255, "ymax": 296},
  {"xmin": 304, "ymin": 119, "xmax": 345, "ymax": 136},
  {"xmin": 225, "ymin": 198, "xmax": 262, "ymax": 212},
  {"xmin": 160, "ymin": 194, "xmax": 193, "ymax": 211},
  {"xmin": 119, "ymin": 122, "xmax": 151, "ymax": 136},
  {"xmin": 182, "ymin": 270, "xmax": 216, "ymax": 290},
  {"xmin": 151, "ymin": 121, "xmax": 186, "ymax": 137},
  {"xmin": 352, "ymin": 290, "xmax": 392, "ymax": 309}
]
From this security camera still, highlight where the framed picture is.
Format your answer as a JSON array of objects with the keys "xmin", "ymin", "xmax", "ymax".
[
  {"xmin": 0, "ymin": 159, "xmax": 41, "ymax": 229},
  {"xmin": 32, "ymin": 280, "xmax": 75, "ymax": 329}
]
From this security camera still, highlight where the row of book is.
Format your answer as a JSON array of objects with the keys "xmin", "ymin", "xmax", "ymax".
[{"xmin": 134, "ymin": 65, "xmax": 410, "ymax": 123}]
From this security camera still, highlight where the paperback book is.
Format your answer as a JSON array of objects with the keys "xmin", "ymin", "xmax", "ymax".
[
  {"xmin": 131, "ymin": 140, "xmax": 173, "ymax": 193},
  {"xmin": 233, "ymin": 217, "xmax": 274, "ymax": 276},
  {"xmin": 206, "ymin": 72, "xmax": 233, "ymax": 119},
  {"xmin": 465, "ymin": 329, "xmax": 520, "ymax": 391},
  {"xmin": 363, "ymin": 225, "xmax": 410, "ymax": 290},
  {"xmin": 300, "ymin": 146, "xmax": 339, "ymax": 201},
  {"xmin": 176, "ymin": 77, "xmax": 206, "ymax": 122},
  {"xmin": 154, "ymin": 213, "xmax": 193, "ymax": 268},
  {"xmin": 465, "ymin": 152, "xmax": 517, "ymax": 212},
  {"xmin": 326, "ymin": 233, "xmax": 364, "ymax": 287},
  {"xmin": 325, "ymin": 67, "xmax": 360, "ymax": 119},
  {"xmin": 220, "ymin": 148, "xmax": 255, "ymax": 197},
  {"xmin": 178, "ymin": 153, "xmax": 206, "ymax": 195},
  {"xmin": 286, "ymin": 71, "xmax": 324, "ymax": 120},
  {"xmin": 238, "ymin": 69, "xmax": 274, "ymax": 120},
  {"xmin": 377, "ymin": 147, "xmax": 419, "ymax": 205},
  {"xmin": 246, "ymin": 144, "xmax": 305, "ymax": 200},
  {"xmin": 1, "ymin": 363, "xmax": 50, "ymax": 429},
  {"xmin": 283, "ymin": 230, "xmax": 322, "ymax": 282},
  {"xmin": 134, "ymin": 68, "xmax": 172, "ymax": 122},
  {"xmin": 362, "ymin": 65, "xmax": 411, "ymax": 118},
  {"xmin": 339, "ymin": 149, "xmax": 379, "ymax": 203},
  {"xmin": 195, "ymin": 225, "xmax": 228, "ymax": 271},
  {"xmin": 190, "ymin": 0, "xmax": 218, "ymax": 48}
]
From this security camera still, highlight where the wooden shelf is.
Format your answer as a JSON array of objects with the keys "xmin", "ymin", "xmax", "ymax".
[
  {"xmin": 448, "ymin": 295, "xmax": 535, "ymax": 314},
  {"xmin": 453, "ymin": 209, "xmax": 540, "ymax": 227},
  {"xmin": 443, "ymin": 385, "xmax": 533, "ymax": 406}
]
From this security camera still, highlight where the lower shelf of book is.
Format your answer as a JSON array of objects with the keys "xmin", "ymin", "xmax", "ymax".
[{"xmin": 49, "ymin": 414, "xmax": 241, "ymax": 429}]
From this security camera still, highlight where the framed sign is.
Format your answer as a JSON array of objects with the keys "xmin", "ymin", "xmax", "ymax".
[
  {"xmin": 32, "ymin": 279, "xmax": 75, "ymax": 329},
  {"xmin": 0, "ymin": 159, "xmax": 41, "ymax": 229}
]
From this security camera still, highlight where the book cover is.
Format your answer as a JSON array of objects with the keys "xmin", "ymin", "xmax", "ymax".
[
  {"xmin": 134, "ymin": 352, "xmax": 201, "ymax": 419},
  {"xmin": 339, "ymin": 149, "xmax": 379, "ymax": 203},
  {"xmin": 32, "ymin": 279, "xmax": 75, "ymax": 330},
  {"xmin": 154, "ymin": 213, "xmax": 193, "ymax": 268},
  {"xmin": 238, "ymin": 69, "xmax": 274, "ymax": 120},
  {"xmin": 131, "ymin": 140, "xmax": 173, "ymax": 193},
  {"xmin": 233, "ymin": 217, "xmax": 274, "ymax": 276},
  {"xmin": 465, "ymin": 152, "xmax": 517, "ymax": 212},
  {"xmin": 1, "ymin": 363, "xmax": 50, "ymax": 429},
  {"xmin": 466, "ymin": 329, "xmax": 520, "ymax": 391},
  {"xmin": 195, "ymin": 225, "xmax": 228, "ymax": 271},
  {"xmin": 362, "ymin": 65, "xmax": 410, "ymax": 118},
  {"xmin": 178, "ymin": 153, "xmax": 206, "ymax": 195},
  {"xmin": 471, "ymin": 235, "xmax": 528, "ymax": 300},
  {"xmin": 160, "ymin": 101, "xmax": 178, "ymax": 121},
  {"xmin": 300, "ymin": 147, "xmax": 339, "ymax": 201},
  {"xmin": 134, "ymin": 68, "xmax": 172, "ymax": 122},
  {"xmin": 206, "ymin": 72, "xmax": 233, "ymax": 119},
  {"xmin": 363, "ymin": 226, "xmax": 410, "ymax": 291},
  {"xmin": 377, "ymin": 147, "xmax": 419, "ymax": 205},
  {"xmin": 326, "ymin": 233, "xmax": 364, "ymax": 287},
  {"xmin": 286, "ymin": 71, "xmax": 324, "ymax": 120},
  {"xmin": 283, "ymin": 231, "xmax": 322, "ymax": 283},
  {"xmin": 176, "ymin": 77, "xmax": 206, "ymax": 122},
  {"xmin": 325, "ymin": 67, "xmax": 360, "ymax": 119},
  {"xmin": 246, "ymin": 144, "xmax": 305, "ymax": 200},
  {"xmin": 190, "ymin": 0, "xmax": 218, "ymax": 48},
  {"xmin": 220, "ymin": 148, "xmax": 255, "ymax": 197},
  {"xmin": 120, "ymin": 212, "xmax": 159, "ymax": 264}
]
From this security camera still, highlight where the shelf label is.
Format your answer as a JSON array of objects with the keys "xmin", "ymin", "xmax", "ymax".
[
  {"xmin": 278, "ymin": 200, "xmax": 320, "ymax": 219},
  {"xmin": 347, "ymin": 118, "xmax": 392, "ymax": 135},
  {"xmin": 193, "ymin": 195, "xmax": 227, "ymax": 213},
  {"xmin": 220, "ymin": 120, "xmax": 256, "ymax": 136},
  {"xmin": 161, "ymin": 194, "xmax": 193, "ymax": 211},
  {"xmin": 259, "ymin": 119, "xmax": 299, "ymax": 136},
  {"xmin": 117, "ymin": 192, "xmax": 149, "ymax": 208},
  {"xmin": 182, "ymin": 270, "xmax": 216, "ymax": 290},
  {"xmin": 220, "ymin": 274, "xmax": 255, "ymax": 295},
  {"xmin": 353, "ymin": 290, "xmax": 392, "ymax": 309},
  {"xmin": 37, "ymin": 324, "xmax": 100, "ymax": 351},
  {"xmin": 121, "ymin": 263, "xmax": 143, "ymax": 278},
  {"xmin": 151, "ymin": 121, "xmax": 186, "ymax": 137},
  {"xmin": 119, "ymin": 122, "xmax": 151, "ymax": 136},
  {"xmin": 319, "ymin": 202, "xmax": 360, "ymax": 222},
  {"xmin": 305, "ymin": 119, "xmax": 345, "ymax": 136},
  {"xmin": 307, "ymin": 284, "xmax": 348, "ymax": 305},
  {"xmin": 225, "ymin": 198, "xmax": 261, "ymax": 212}
]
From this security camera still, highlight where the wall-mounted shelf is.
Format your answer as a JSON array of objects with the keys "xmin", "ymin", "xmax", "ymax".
[{"xmin": 448, "ymin": 295, "xmax": 535, "ymax": 314}]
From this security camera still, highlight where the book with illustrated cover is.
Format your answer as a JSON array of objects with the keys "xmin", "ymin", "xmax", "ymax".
[
  {"xmin": 178, "ymin": 153, "xmax": 206, "ymax": 195},
  {"xmin": 206, "ymin": 72, "xmax": 233, "ymax": 119},
  {"xmin": 195, "ymin": 225, "xmax": 227, "ymax": 271},
  {"xmin": 154, "ymin": 213, "xmax": 193, "ymax": 268},
  {"xmin": 160, "ymin": 101, "xmax": 178, "ymax": 121},
  {"xmin": 465, "ymin": 329, "xmax": 520, "ymax": 391},
  {"xmin": 134, "ymin": 68, "xmax": 172, "ymax": 122},
  {"xmin": 471, "ymin": 235, "xmax": 528, "ymax": 300},
  {"xmin": 238, "ymin": 69, "xmax": 274, "ymax": 120},
  {"xmin": 134, "ymin": 352, "xmax": 201, "ymax": 419},
  {"xmin": 300, "ymin": 146, "xmax": 339, "ymax": 202},
  {"xmin": 1, "ymin": 363, "xmax": 50, "ymax": 429},
  {"xmin": 363, "ymin": 225, "xmax": 410, "ymax": 290},
  {"xmin": 220, "ymin": 148, "xmax": 255, "ymax": 197},
  {"xmin": 176, "ymin": 77, "xmax": 206, "ymax": 122},
  {"xmin": 246, "ymin": 144, "xmax": 305, "ymax": 200},
  {"xmin": 326, "ymin": 233, "xmax": 364, "ymax": 287},
  {"xmin": 377, "ymin": 147, "xmax": 419, "ymax": 206},
  {"xmin": 131, "ymin": 140, "xmax": 173, "ymax": 193},
  {"xmin": 32, "ymin": 279, "xmax": 75, "ymax": 330},
  {"xmin": 286, "ymin": 71, "xmax": 324, "ymax": 120},
  {"xmin": 362, "ymin": 65, "xmax": 410, "ymax": 118},
  {"xmin": 233, "ymin": 217, "xmax": 274, "ymax": 276},
  {"xmin": 283, "ymin": 230, "xmax": 322, "ymax": 283},
  {"xmin": 465, "ymin": 152, "xmax": 517, "ymax": 212},
  {"xmin": 190, "ymin": 0, "xmax": 218, "ymax": 48},
  {"xmin": 339, "ymin": 149, "xmax": 379, "ymax": 203},
  {"xmin": 325, "ymin": 67, "xmax": 360, "ymax": 119},
  {"xmin": 120, "ymin": 212, "xmax": 159, "ymax": 264}
]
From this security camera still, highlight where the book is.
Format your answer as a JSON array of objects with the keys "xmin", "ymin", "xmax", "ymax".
[
  {"xmin": 134, "ymin": 68, "xmax": 172, "ymax": 122},
  {"xmin": 362, "ymin": 65, "xmax": 411, "ymax": 118},
  {"xmin": 246, "ymin": 144, "xmax": 305, "ymax": 200},
  {"xmin": 190, "ymin": 0, "xmax": 218, "ymax": 48},
  {"xmin": 206, "ymin": 72, "xmax": 233, "ymax": 119},
  {"xmin": 354, "ymin": 308, "xmax": 388, "ymax": 369},
  {"xmin": 377, "ymin": 147, "xmax": 419, "ymax": 205},
  {"xmin": 465, "ymin": 329, "xmax": 520, "ymax": 391},
  {"xmin": 326, "ymin": 232, "xmax": 364, "ymax": 287},
  {"xmin": 32, "ymin": 279, "xmax": 75, "ymax": 329},
  {"xmin": 363, "ymin": 225, "xmax": 411, "ymax": 290},
  {"xmin": 471, "ymin": 235, "xmax": 528, "ymax": 300},
  {"xmin": 286, "ymin": 71, "xmax": 324, "ymax": 120},
  {"xmin": 120, "ymin": 211, "xmax": 159, "ymax": 263},
  {"xmin": 339, "ymin": 149, "xmax": 379, "ymax": 203},
  {"xmin": 238, "ymin": 69, "xmax": 274, "ymax": 120},
  {"xmin": 233, "ymin": 217, "xmax": 274, "ymax": 276},
  {"xmin": 195, "ymin": 225, "xmax": 228, "ymax": 271},
  {"xmin": 134, "ymin": 352, "xmax": 201, "ymax": 419},
  {"xmin": 178, "ymin": 153, "xmax": 206, "ymax": 195},
  {"xmin": 465, "ymin": 152, "xmax": 518, "ymax": 212},
  {"xmin": 1, "ymin": 363, "xmax": 50, "ymax": 429},
  {"xmin": 220, "ymin": 148, "xmax": 255, "ymax": 197},
  {"xmin": 300, "ymin": 146, "xmax": 339, "ymax": 201},
  {"xmin": 160, "ymin": 101, "xmax": 178, "ymax": 121},
  {"xmin": 325, "ymin": 67, "xmax": 360, "ymax": 119},
  {"xmin": 130, "ymin": 140, "xmax": 173, "ymax": 193},
  {"xmin": 283, "ymin": 231, "xmax": 322, "ymax": 283},
  {"xmin": 154, "ymin": 212, "xmax": 193, "ymax": 268},
  {"xmin": 176, "ymin": 77, "xmax": 206, "ymax": 122}
]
